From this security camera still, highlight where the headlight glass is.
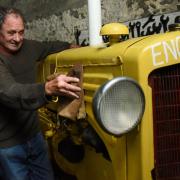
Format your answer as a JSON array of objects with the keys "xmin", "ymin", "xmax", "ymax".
[{"xmin": 93, "ymin": 77, "xmax": 145, "ymax": 136}]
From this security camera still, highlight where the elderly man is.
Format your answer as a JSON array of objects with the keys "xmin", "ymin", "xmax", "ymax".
[{"xmin": 0, "ymin": 6, "xmax": 81, "ymax": 180}]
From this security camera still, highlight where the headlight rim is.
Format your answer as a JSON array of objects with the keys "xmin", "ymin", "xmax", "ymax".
[{"xmin": 92, "ymin": 76, "xmax": 145, "ymax": 136}]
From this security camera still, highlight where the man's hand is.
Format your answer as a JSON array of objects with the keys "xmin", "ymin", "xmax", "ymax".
[
  {"xmin": 45, "ymin": 74, "xmax": 81, "ymax": 99},
  {"xmin": 69, "ymin": 44, "xmax": 81, "ymax": 48}
]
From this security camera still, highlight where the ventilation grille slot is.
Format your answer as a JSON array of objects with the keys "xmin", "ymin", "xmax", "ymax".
[{"xmin": 149, "ymin": 64, "xmax": 180, "ymax": 179}]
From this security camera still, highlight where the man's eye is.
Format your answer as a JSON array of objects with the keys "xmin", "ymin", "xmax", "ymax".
[
  {"xmin": 8, "ymin": 31, "xmax": 14, "ymax": 35},
  {"xmin": 19, "ymin": 31, "xmax": 24, "ymax": 35}
]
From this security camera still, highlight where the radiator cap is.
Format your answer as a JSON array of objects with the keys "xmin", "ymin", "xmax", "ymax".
[
  {"xmin": 100, "ymin": 23, "xmax": 129, "ymax": 45},
  {"xmin": 100, "ymin": 23, "xmax": 129, "ymax": 36}
]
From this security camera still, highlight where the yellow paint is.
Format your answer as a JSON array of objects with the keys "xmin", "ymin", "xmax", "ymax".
[{"xmin": 37, "ymin": 26, "xmax": 180, "ymax": 180}]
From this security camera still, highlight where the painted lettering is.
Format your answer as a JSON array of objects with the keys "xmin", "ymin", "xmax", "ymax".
[
  {"xmin": 162, "ymin": 40, "xmax": 178, "ymax": 62},
  {"xmin": 146, "ymin": 36, "xmax": 180, "ymax": 67},
  {"xmin": 151, "ymin": 42, "xmax": 164, "ymax": 66},
  {"xmin": 176, "ymin": 36, "xmax": 180, "ymax": 57}
]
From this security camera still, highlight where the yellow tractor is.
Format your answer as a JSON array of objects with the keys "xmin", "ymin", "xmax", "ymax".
[{"xmin": 37, "ymin": 22, "xmax": 180, "ymax": 180}]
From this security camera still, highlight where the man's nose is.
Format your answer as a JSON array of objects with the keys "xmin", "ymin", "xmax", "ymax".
[{"xmin": 14, "ymin": 34, "xmax": 21, "ymax": 42}]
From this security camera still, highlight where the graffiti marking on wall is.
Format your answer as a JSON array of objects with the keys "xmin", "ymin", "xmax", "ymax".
[
  {"xmin": 74, "ymin": 11, "xmax": 180, "ymax": 45},
  {"xmin": 125, "ymin": 11, "xmax": 180, "ymax": 38}
]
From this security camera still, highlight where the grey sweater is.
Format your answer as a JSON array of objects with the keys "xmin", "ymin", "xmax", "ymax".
[{"xmin": 0, "ymin": 39, "xmax": 70, "ymax": 147}]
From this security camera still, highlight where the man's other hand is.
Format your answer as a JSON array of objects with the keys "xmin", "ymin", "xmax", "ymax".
[{"xmin": 69, "ymin": 44, "xmax": 81, "ymax": 48}]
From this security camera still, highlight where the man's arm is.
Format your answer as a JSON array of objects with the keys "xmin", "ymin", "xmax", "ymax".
[
  {"xmin": 29, "ymin": 39, "xmax": 80, "ymax": 61},
  {"xmin": 29, "ymin": 40, "xmax": 70, "ymax": 61},
  {"xmin": 0, "ymin": 60, "xmax": 81, "ymax": 110}
]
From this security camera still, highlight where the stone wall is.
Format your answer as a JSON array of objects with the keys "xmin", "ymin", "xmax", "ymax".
[{"xmin": 0, "ymin": 0, "xmax": 179, "ymax": 43}]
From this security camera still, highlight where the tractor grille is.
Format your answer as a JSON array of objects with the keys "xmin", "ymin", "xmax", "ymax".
[{"xmin": 149, "ymin": 64, "xmax": 180, "ymax": 180}]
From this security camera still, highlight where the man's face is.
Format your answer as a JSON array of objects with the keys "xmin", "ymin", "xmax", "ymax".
[{"xmin": 0, "ymin": 14, "xmax": 24, "ymax": 53}]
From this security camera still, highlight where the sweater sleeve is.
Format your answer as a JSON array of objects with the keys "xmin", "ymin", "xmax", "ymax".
[
  {"xmin": 30, "ymin": 40, "xmax": 70, "ymax": 61},
  {"xmin": 0, "ymin": 59, "xmax": 48, "ymax": 110}
]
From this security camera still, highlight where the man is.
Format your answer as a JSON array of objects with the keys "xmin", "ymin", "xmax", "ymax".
[{"xmin": 0, "ymin": 7, "xmax": 81, "ymax": 180}]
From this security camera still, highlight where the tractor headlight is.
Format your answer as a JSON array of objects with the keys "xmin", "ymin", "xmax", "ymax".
[{"xmin": 93, "ymin": 77, "xmax": 145, "ymax": 136}]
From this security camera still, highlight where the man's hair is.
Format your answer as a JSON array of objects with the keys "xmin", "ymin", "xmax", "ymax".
[{"xmin": 0, "ymin": 6, "xmax": 25, "ymax": 29}]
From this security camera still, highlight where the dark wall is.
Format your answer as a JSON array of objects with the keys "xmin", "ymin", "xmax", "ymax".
[{"xmin": 0, "ymin": 0, "xmax": 86, "ymax": 21}]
